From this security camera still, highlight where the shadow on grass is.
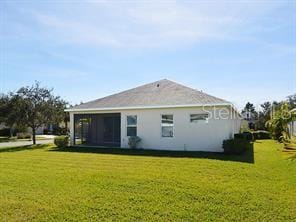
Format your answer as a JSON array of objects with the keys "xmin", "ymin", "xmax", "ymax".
[
  {"xmin": 283, "ymin": 143, "xmax": 296, "ymax": 160},
  {"xmin": 0, "ymin": 144, "xmax": 49, "ymax": 153},
  {"xmin": 50, "ymin": 144, "xmax": 254, "ymax": 164},
  {"xmin": 285, "ymin": 152, "xmax": 296, "ymax": 160}
]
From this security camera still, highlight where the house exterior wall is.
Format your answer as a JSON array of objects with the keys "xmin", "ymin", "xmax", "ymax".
[
  {"xmin": 69, "ymin": 105, "xmax": 241, "ymax": 152},
  {"xmin": 120, "ymin": 106, "xmax": 240, "ymax": 152}
]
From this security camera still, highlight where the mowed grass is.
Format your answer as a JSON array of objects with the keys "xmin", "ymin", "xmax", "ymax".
[{"xmin": 0, "ymin": 140, "xmax": 295, "ymax": 221}]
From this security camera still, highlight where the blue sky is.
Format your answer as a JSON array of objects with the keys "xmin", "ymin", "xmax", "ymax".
[{"xmin": 0, "ymin": 1, "xmax": 295, "ymax": 109}]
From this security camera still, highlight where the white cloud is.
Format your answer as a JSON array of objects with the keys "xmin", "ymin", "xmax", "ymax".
[{"xmin": 31, "ymin": 1, "xmax": 283, "ymax": 48}]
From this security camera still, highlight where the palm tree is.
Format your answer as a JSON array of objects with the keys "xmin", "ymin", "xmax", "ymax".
[{"xmin": 266, "ymin": 103, "xmax": 296, "ymax": 142}]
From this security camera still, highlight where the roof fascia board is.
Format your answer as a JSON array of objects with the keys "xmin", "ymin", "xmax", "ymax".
[{"xmin": 65, "ymin": 103, "xmax": 232, "ymax": 112}]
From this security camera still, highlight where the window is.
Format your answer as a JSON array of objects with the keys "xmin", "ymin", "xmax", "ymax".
[
  {"xmin": 161, "ymin": 115, "xmax": 174, "ymax": 137},
  {"xmin": 127, "ymin": 115, "xmax": 137, "ymax": 136},
  {"xmin": 190, "ymin": 114, "xmax": 209, "ymax": 123}
]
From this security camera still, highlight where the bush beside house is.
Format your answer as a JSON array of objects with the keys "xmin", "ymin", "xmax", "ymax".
[
  {"xmin": 234, "ymin": 131, "xmax": 271, "ymax": 142},
  {"xmin": 128, "ymin": 136, "xmax": 141, "ymax": 149},
  {"xmin": 252, "ymin": 131, "xmax": 271, "ymax": 140},
  {"xmin": 225, "ymin": 132, "xmax": 259, "ymax": 155},
  {"xmin": 223, "ymin": 138, "xmax": 250, "ymax": 154},
  {"xmin": 234, "ymin": 132, "xmax": 254, "ymax": 141},
  {"xmin": 54, "ymin": 136, "xmax": 69, "ymax": 148}
]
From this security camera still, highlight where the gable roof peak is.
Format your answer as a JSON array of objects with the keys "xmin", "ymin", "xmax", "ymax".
[{"xmin": 70, "ymin": 79, "xmax": 230, "ymax": 110}]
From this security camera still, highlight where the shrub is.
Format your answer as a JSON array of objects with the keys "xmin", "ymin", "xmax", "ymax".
[
  {"xmin": 252, "ymin": 131, "xmax": 271, "ymax": 140},
  {"xmin": 54, "ymin": 136, "xmax": 69, "ymax": 148},
  {"xmin": 16, "ymin": 133, "xmax": 32, "ymax": 139},
  {"xmin": 234, "ymin": 133, "xmax": 244, "ymax": 139},
  {"xmin": 0, "ymin": 128, "xmax": 22, "ymax": 137},
  {"xmin": 234, "ymin": 132, "xmax": 254, "ymax": 141},
  {"xmin": 53, "ymin": 127, "xmax": 68, "ymax": 136},
  {"xmin": 223, "ymin": 138, "xmax": 250, "ymax": 154},
  {"xmin": 128, "ymin": 136, "xmax": 141, "ymax": 149},
  {"xmin": 243, "ymin": 132, "xmax": 254, "ymax": 141},
  {"xmin": 0, "ymin": 128, "xmax": 11, "ymax": 137}
]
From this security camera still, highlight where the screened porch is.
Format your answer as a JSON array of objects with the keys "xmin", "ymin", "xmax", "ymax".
[{"xmin": 74, "ymin": 113, "xmax": 121, "ymax": 147}]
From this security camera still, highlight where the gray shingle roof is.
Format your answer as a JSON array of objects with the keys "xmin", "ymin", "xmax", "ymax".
[{"xmin": 71, "ymin": 79, "xmax": 230, "ymax": 110}]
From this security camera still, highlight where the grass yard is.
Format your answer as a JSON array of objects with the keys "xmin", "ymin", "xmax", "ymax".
[{"xmin": 0, "ymin": 140, "xmax": 295, "ymax": 221}]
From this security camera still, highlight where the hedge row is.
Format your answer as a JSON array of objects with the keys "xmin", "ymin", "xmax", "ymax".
[
  {"xmin": 223, "ymin": 138, "xmax": 250, "ymax": 154},
  {"xmin": 234, "ymin": 131, "xmax": 271, "ymax": 142}
]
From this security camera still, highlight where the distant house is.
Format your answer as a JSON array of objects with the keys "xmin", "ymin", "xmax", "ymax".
[
  {"xmin": 0, "ymin": 122, "xmax": 69, "ymax": 136},
  {"xmin": 66, "ymin": 79, "xmax": 241, "ymax": 152},
  {"xmin": 31, "ymin": 123, "xmax": 69, "ymax": 135}
]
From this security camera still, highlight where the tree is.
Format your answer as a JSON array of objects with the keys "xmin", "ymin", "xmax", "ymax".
[
  {"xmin": 11, "ymin": 82, "xmax": 67, "ymax": 144},
  {"xmin": 287, "ymin": 93, "xmax": 296, "ymax": 109},
  {"xmin": 266, "ymin": 102, "xmax": 296, "ymax": 141},
  {"xmin": 0, "ymin": 94, "xmax": 9, "ymax": 123},
  {"xmin": 0, "ymin": 94, "xmax": 22, "ymax": 137},
  {"xmin": 256, "ymin": 102, "xmax": 272, "ymax": 130},
  {"xmin": 241, "ymin": 102, "xmax": 258, "ymax": 129},
  {"xmin": 261, "ymin": 102, "xmax": 272, "ymax": 115},
  {"xmin": 242, "ymin": 102, "xmax": 255, "ymax": 113}
]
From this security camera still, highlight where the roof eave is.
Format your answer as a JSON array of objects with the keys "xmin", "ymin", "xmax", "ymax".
[{"xmin": 65, "ymin": 103, "xmax": 233, "ymax": 112}]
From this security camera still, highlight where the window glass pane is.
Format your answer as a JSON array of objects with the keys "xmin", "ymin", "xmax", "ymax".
[
  {"xmin": 127, "ymin": 115, "xmax": 137, "ymax": 126},
  {"xmin": 161, "ymin": 115, "xmax": 174, "ymax": 137},
  {"xmin": 161, "ymin": 115, "xmax": 173, "ymax": 125},
  {"xmin": 190, "ymin": 114, "xmax": 208, "ymax": 122},
  {"xmin": 162, "ymin": 126, "xmax": 173, "ymax": 137},
  {"xmin": 127, "ymin": 126, "xmax": 137, "ymax": 137}
]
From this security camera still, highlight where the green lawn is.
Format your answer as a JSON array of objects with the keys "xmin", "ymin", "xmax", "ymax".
[{"xmin": 0, "ymin": 140, "xmax": 295, "ymax": 221}]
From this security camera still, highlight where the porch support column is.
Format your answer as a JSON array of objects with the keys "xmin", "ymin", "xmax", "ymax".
[{"xmin": 69, "ymin": 112, "xmax": 74, "ymax": 146}]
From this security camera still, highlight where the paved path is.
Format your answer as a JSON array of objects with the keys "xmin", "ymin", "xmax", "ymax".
[{"xmin": 0, "ymin": 139, "xmax": 53, "ymax": 148}]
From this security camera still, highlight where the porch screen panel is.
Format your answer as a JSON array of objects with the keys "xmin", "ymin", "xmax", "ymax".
[
  {"xmin": 74, "ymin": 113, "xmax": 121, "ymax": 146},
  {"xmin": 74, "ymin": 114, "xmax": 92, "ymax": 145}
]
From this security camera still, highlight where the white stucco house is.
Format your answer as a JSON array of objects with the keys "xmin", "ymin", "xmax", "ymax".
[{"xmin": 66, "ymin": 79, "xmax": 241, "ymax": 152}]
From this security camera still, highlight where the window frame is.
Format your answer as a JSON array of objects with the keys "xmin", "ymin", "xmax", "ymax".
[
  {"xmin": 161, "ymin": 114, "xmax": 174, "ymax": 138},
  {"xmin": 126, "ymin": 115, "xmax": 137, "ymax": 137},
  {"xmin": 189, "ymin": 113, "xmax": 209, "ymax": 123}
]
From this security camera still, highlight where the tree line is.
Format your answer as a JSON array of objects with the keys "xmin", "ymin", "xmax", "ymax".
[{"xmin": 241, "ymin": 93, "xmax": 296, "ymax": 141}]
